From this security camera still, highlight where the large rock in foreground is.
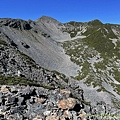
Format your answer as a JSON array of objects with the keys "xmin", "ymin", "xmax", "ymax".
[{"xmin": 0, "ymin": 85, "xmax": 119, "ymax": 120}]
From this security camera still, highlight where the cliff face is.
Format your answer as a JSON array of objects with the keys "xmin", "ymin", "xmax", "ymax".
[{"xmin": 0, "ymin": 16, "xmax": 120, "ymax": 119}]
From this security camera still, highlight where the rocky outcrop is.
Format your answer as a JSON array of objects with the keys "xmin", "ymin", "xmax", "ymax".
[
  {"xmin": 0, "ymin": 44, "xmax": 118, "ymax": 119},
  {"xmin": 0, "ymin": 85, "xmax": 82, "ymax": 120},
  {"xmin": 0, "ymin": 85, "xmax": 119, "ymax": 120},
  {"xmin": 0, "ymin": 18, "xmax": 32, "ymax": 30}
]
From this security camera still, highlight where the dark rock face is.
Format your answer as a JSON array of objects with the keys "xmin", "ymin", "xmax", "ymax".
[{"xmin": 0, "ymin": 18, "xmax": 32, "ymax": 30}]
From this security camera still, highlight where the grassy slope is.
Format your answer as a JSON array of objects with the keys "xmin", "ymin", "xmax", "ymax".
[{"xmin": 63, "ymin": 22, "xmax": 120, "ymax": 96}]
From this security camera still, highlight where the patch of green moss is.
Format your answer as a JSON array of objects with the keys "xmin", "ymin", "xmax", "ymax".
[
  {"xmin": 52, "ymin": 70, "xmax": 69, "ymax": 83},
  {"xmin": 104, "ymin": 24, "xmax": 118, "ymax": 38},
  {"xmin": 67, "ymin": 21, "xmax": 83, "ymax": 26},
  {"xmin": 70, "ymin": 31, "xmax": 77, "ymax": 38},
  {"xmin": 97, "ymin": 86, "xmax": 114, "ymax": 95},
  {"xmin": 0, "ymin": 74, "xmax": 38, "ymax": 86},
  {"xmin": 74, "ymin": 96, "xmax": 91, "ymax": 106},
  {"xmin": 0, "ymin": 39, "xmax": 7, "ymax": 46},
  {"xmin": 94, "ymin": 61, "xmax": 106, "ymax": 71},
  {"xmin": 112, "ymin": 69, "xmax": 120, "ymax": 82},
  {"xmin": 40, "ymin": 84, "xmax": 55, "ymax": 90},
  {"xmin": 112, "ymin": 98, "xmax": 120, "ymax": 109},
  {"xmin": 0, "ymin": 74, "xmax": 57, "ymax": 90},
  {"xmin": 88, "ymin": 19, "xmax": 103, "ymax": 26},
  {"xmin": 111, "ymin": 82, "xmax": 120, "ymax": 95},
  {"xmin": 83, "ymin": 29, "xmax": 116, "ymax": 57},
  {"xmin": 65, "ymin": 21, "xmax": 85, "ymax": 38},
  {"xmin": 82, "ymin": 23, "xmax": 118, "ymax": 58}
]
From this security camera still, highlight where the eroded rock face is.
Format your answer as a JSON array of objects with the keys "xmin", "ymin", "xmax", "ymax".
[{"xmin": 0, "ymin": 18, "xmax": 32, "ymax": 30}]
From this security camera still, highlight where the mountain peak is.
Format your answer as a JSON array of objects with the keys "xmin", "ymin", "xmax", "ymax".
[
  {"xmin": 36, "ymin": 16, "xmax": 60, "ymax": 24},
  {"xmin": 88, "ymin": 19, "xmax": 103, "ymax": 26}
]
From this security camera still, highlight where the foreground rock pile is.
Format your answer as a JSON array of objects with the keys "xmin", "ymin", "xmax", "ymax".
[
  {"xmin": 0, "ymin": 85, "xmax": 119, "ymax": 120},
  {"xmin": 0, "ymin": 85, "xmax": 84, "ymax": 120}
]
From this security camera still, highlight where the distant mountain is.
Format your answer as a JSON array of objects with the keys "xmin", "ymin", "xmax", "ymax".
[
  {"xmin": 0, "ymin": 16, "xmax": 79, "ymax": 77},
  {"xmin": 63, "ymin": 19, "xmax": 120, "ymax": 108},
  {"xmin": 0, "ymin": 16, "xmax": 120, "ymax": 119}
]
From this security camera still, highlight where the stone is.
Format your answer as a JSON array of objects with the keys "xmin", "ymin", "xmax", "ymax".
[
  {"xmin": 33, "ymin": 118, "xmax": 42, "ymax": 120},
  {"xmin": 59, "ymin": 116, "xmax": 66, "ymax": 120},
  {"xmin": 10, "ymin": 87, "xmax": 18, "ymax": 93},
  {"xmin": 58, "ymin": 99, "xmax": 68, "ymax": 110},
  {"xmin": 21, "ymin": 87, "xmax": 36, "ymax": 98},
  {"xmin": 46, "ymin": 115, "xmax": 59, "ymax": 120},
  {"xmin": 58, "ymin": 98, "xmax": 76, "ymax": 110},
  {"xmin": 7, "ymin": 95, "xmax": 18, "ymax": 104},
  {"xmin": 0, "ymin": 109, "xmax": 6, "ymax": 117},
  {"xmin": 63, "ymin": 110, "xmax": 72, "ymax": 119},
  {"xmin": 43, "ymin": 111, "xmax": 51, "ymax": 116},
  {"xmin": 35, "ymin": 97, "xmax": 46, "ymax": 103},
  {"xmin": 0, "ymin": 114, "xmax": 5, "ymax": 120},
  {"xmin": 73, "ymin": 115, "xmax": 78, "ymax": 120},
  {"xmin": 33, "ymin": 115, "xmax": 43, "ymax": 120},
  {"xmin": 67, "ymin": 98, "xmax": 76, "ymax": 109},
  {"xmin": 1, "ymin": 85, "xmax": 9, "ymax": 92},
  {"xmin": 8, "ymin": 113, "xmax": 23, "ymax": 120},
  {"xmin": 17, "ymin": 70, "xmax": 21, "ymax": 77},
  {"xmin": 0, "ymin": 92, "xmax": 2, "ymax": 104},
  {"xmin": 17, "ymin": 97, "xmax": 24, "ymax": 106},
  {"xmin": 60, "ymin": 89, "xmax": 71, "ymax": 95},
  {"xmin": 79, "ymin": 111, "xmax": 86, "ymax": 120},
  {"xmin": 0, "ymin": 84, "xmax": 117, "ymax": 120}
]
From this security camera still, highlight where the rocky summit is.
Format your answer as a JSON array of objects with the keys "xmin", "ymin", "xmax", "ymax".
[{"xmin": 0, "ymin": 16, "xmax": 120, "ymax": 119}]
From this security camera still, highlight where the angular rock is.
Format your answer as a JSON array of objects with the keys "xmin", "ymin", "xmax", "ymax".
[
  {"xmin": 67, "ymin": 98, "xmax": 76, "ymax": 109},
  {"xmin": 1, "ymin": 85, "xmax": 9, "ymax": 93},
  {"xmin": 46, "ymin": 115, "xmax": 59, "ymax": 120},
  {"xmin": 58, "ymin": 98, "xmax": 76, "ymax": 110},
  {"xmin": 58, "ymin": 99, "xmax": 68, "ymax": 110},
  {"xmin": 60, "ymin": 89, "xmax": 71, "ymax": 95},
  {"xmin": 63, "ymin": 110, "xmax": 72, "ymax": 119},
  {"xmin": 79, "ymin": 111, "xmax": 86, "ymax": 120},
  {"xmin": 43, "ymin": 111, "xmax": 51, "ymax": 116},
  {"xmin": 35, "ymin": 97, "xmax": 46, "ymax": 103}
]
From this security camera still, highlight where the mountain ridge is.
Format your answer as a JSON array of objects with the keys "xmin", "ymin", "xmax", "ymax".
[{"xmin": 0, "ymin": 16, "xmax": 120, "ymax": 119}]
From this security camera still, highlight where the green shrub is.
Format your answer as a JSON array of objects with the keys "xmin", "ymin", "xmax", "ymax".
[{"xmin": 0, "ymin": 39, "xmax": 7, "ymax": 46}]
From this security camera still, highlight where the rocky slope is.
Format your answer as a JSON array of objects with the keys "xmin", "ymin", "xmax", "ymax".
[
  {"xmin": 0, "ymin": 16, "xmax": 120, "ymax": 119},
  {"xmin": 63, "ymin": 20, "xmax": 120, "ymax": 107},
  {"xmin": 0, "ymin": 85, "xmax": 119, "ymax": 120},
  {"xmin": 0, "ymin": 17, "xmax": 79, "ymax": 77}
]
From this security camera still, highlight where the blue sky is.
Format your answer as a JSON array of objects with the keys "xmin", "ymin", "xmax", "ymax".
[{"xmin": 0, "ymin": 0, "xmax": 120, "ymax": 24}]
